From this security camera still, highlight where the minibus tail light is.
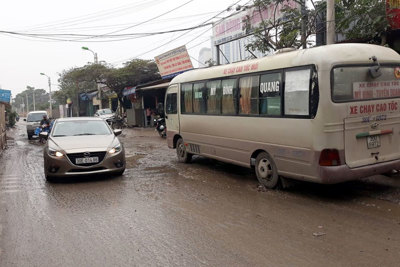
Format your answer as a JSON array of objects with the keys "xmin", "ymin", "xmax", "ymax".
[{"xmin": 319, "ymin": 149, "xmax": 341, "ymax": 166}]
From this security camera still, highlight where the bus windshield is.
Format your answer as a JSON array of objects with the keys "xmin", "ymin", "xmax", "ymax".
[{"xmin": 332, "ymin": 65, "xmax": 400, "ymax": 102}]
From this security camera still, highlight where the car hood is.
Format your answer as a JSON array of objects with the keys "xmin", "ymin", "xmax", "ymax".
[{"xmin": 50, "ymin": 135, "xmax": 116, "ymax": 153}]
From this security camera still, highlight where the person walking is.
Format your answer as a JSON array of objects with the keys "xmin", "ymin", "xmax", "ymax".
[{"xmin": 146, "ymin": 107, "xmax": 151, "ymax": 126}]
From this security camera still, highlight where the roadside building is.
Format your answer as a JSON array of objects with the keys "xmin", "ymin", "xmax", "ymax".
[
  {"xmin": 123, "ymin": 80, "xmax": 170, "ymax": 127},
  {"xmin": 0, "ymin": 101, "xmax": 6, "ymax": 151},
  {"xmin": 0, "ymin": 89, "xmax": 11, "ymax": 152}
]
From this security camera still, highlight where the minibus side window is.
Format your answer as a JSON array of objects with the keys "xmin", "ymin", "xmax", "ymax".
[
  {"xmin": 166, "ymin": 93, "xmax": 177, "ymax": 114},
  {"xmin": 221, "ymin": 79, "xmax": 237, "ymax": 115},
  {"xmin": 259, "ymin": 72, "xmax": 282, "ymax": 116},
  {"xmin": 239, "ymin": 76, "xmax": 259, "ymax": 115},
  {"xmin": 181, "ymin": 83, "xmax": 193, "ymax": 114},
  {"xmin": 206, "ymin": 80, "xmax": 222, "ymax": 115},
  {"xmin": 193, "ymin": 82, "xmax": 207, "ymax": 114},
  {"xmin": 284, "ymin": 68, "xmax": 311, "ymax": 116}
]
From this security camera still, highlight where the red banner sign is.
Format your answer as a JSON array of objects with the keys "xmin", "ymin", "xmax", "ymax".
[{"xmin": 387, "ymin": 0, "xmax": 400, "ymax": 29}]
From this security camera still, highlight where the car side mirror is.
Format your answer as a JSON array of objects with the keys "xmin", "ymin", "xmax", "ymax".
[
  {"xmin": 113, "ymin": 129, "xmax": 122, "ymax": 136},
  {"xmin": 39, "ymin": 131, "xmax": 49, "ymax": 139},
  {"xmin": 24, "ymin": 119, "xmax": 26, "ymax": 121}
]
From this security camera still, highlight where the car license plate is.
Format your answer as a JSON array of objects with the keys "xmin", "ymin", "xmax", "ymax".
[
  {"xmin": 367, "ymin": 135, "xmax": 380, "ymax": 149},
  {"xmin": 76, "ymin": 157, "xmax": 99, "ymax": 164}
]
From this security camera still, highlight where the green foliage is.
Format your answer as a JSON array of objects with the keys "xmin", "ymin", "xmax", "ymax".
[
  {"xmin": 55, "ymin": 59, "xmax": 160, "ymax": 113},
  {"xmin": 13, "ymin": 86, "xmax": 51, "ymax": 112},
  {"xmin": 245, "ymin": 0, "xmax": 315, "ymax": 53},
  {"xmin": 5, "ymin": 106, "xmax": 17, "ymax": 127},
  {"xmin": 335, "ymin": 0, "xmax": 389, "ymax": 44},
  {"xmin": 102, "ymin": 59, "xmax": 160, "ymax": 98},
  {"xmin": 246, "ymin": 0, "xmax": 390, "ymax": 53},
  {"xmin": 56, "ymin": 64, "xmax": 109, "ymax": 104}
]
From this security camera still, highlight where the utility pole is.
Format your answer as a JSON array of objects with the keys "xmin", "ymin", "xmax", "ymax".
[
  {"xmin": 94, "ymin": 52, "xmax": 102, "ymax": 110},
  {"xmin": 32, "ymin": 89, "xmax": 36, "ymax": 111},
  {"xmin": 326, "ymin": 0, "xmax": 335, "ymax": 45},
  {"xmin": 26, "ymin": 93, "xmax": 29, "ymax": 113},
  {"xmin": 301, "ymin": 0, "xmax": 307, "ymax": 49},
  {"xmin": 48, "ymin": 77, "xmax": 52, "ymax": 117},
  {"xmin": 81, "ymin": 46, "xmax": 102, "ymax": 109},
  {"xmin": 40, "ymin": 73, "xmax": 53, "ymax": 118}
]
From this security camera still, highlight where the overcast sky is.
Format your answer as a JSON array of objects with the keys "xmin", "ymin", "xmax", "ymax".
[{"xmin": 0, "ymin": 0, "xmax": 250, "ymax": 97}]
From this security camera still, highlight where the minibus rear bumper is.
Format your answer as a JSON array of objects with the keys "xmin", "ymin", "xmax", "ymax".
[{"xmin": 319, "ymin": 159, "xmax": 400, "ymax": 184}]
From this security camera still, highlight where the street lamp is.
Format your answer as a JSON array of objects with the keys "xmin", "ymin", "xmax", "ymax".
[
  {"xmin": 40, "ymin": 73, "xmax": 53, "ymax": 118},
  {"xmin": 81, "ymin": 46, "xmax": 98, "ymax": 64},
  {"xmin": 81, "ymin": 46, "xmax": 101, "ymax": 109}
]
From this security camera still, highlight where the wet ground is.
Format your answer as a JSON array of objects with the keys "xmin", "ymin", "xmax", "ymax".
[{"xmin": 0, "ymin": 121, "xmax": 399, "ymax": 267}]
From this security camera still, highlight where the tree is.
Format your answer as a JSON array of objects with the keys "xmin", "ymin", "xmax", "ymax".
[
  {"xmin": 245, "ymin": 0, "xmax": 320, "ymax": 53},
  {"xmin": 245, "ymin": 0, "xmax": 391, "ymax": 54},
  {"xmin": 55, "ymin": 59, "xmax": 160, "ymax": 115},
  {"xmin": 335, "ymin": 0, "xmax": 390, "ymax": 45},
  {"xmin": 13, "ymin": 86, "xmax": 51, "ymax": 113},
  {"xmin": 56, "ymin": 63, "xmax": 109, "ymax": 115},
  {"xmin": 101, "ymin": 59, "xmax": 160, "ymax": 112}
]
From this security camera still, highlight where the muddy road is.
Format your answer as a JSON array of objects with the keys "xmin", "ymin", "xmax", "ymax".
[{"xmin": 0, "ymin": 121, "xmax": 399, "ymax": 266}]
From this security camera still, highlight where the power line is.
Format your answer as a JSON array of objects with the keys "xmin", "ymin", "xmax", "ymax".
[
  {"xmin": 22, "ymin": 0, "xmax": 162, "ymax": 32},
  {"xmin": 39, "ymin": 11, "xmax": 219, "ymax": 33},
  {"xmin": 0, "ymin": 22, "xmax": 214, "ymax": 42},
  {"xmin": 114, "ymin": 0, "xmax": 244, "ymax": 63},
  {"xmin": 74, "ymin": 0, "xmax": 196, "ymax": 41}
]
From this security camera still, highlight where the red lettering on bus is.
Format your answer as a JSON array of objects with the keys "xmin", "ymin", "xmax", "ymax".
[{"xmin": 350, "ymin": 106, "xmax": 358, "ymax": 115}]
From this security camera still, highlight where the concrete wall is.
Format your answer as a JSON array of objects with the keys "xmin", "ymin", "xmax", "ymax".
[{"xmin": 0, "ymin": 103, "xmax": 6, "ymax": 150}]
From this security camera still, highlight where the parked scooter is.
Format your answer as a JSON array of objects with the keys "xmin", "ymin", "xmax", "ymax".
[{"xmin": 154, "ymin": 116, "xmax": 166, "ymax": 138}]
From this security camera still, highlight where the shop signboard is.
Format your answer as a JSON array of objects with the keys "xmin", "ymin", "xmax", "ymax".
[
  {"xmin": 123, "ymin": 86, "xmax": 136, "ymax": 96},
  {"xmin": 155, "ymin": 46, "xmax": 193, "ymax": 79},
  {"xmin": 212, "ymin": 0, "xmax": 300, "ymax": 46},
  {"xmin": 0, "ymin": 89, "xmax": 11, "ymax": 103}
]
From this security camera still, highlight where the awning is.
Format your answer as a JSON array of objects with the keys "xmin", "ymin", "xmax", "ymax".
[
  {"xmin": 80, "ymin": 91, "xmax": 98, "ymax": 101},
  {"xmin": 136, "ymin": 82, "xmax": 170, "ymax": 91}
]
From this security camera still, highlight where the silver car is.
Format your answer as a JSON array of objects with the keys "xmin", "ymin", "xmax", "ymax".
[
  {"xmin": 25, "ymin": 111, "xmax": 48, "ymax": 140},
  {"xmin": 42, "ymin": 117, "xmax": 125, "ymax": 181}
]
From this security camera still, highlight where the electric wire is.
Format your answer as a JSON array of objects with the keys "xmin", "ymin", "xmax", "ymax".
[
  {"xmin": 73, "ymin": 0, "xmax": 196, "ymax": 41},
  {"xmin": 22, "ymin": 0, "xmax": 161, "ymax": 32},
  {"xmin": 113, "ymin": 0, "xmax": 245, "ymax": 64}
]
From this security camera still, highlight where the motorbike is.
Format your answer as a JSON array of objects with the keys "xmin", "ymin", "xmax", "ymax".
[
  {"xmin": 154, "ymin": 117, "xmax": 166, "ymax": 138},
  {"xmin": 34, "ymin": 123, "xmax": 52, "ymax": 144},
  {"xmin": 110, "ymin": 116, "xmax": 127, "ymax": 129}
]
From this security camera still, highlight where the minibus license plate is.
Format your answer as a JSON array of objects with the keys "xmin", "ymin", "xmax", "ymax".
[
  {"xmin": 367, "ymin": 136, "xmax": 380, "ymax": 149},
  {"xmin": 76, "ymin": 157, "xmax": 99, "ymax": 164}
]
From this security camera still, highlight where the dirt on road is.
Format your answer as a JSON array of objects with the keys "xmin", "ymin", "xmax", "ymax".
[{"xmin": 0, "ymin": 122, "xmax": 399, "ymax": 266}]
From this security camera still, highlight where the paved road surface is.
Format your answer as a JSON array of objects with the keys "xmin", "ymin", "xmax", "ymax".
[{"xmin": 0, "ymin": 121, "xmax": 399, "ymax": 266}]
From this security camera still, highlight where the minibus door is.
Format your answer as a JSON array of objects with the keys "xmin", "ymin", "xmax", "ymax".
[{"xmin": 165, "ymin": 84, "xmax": 179, "ymax": 145}]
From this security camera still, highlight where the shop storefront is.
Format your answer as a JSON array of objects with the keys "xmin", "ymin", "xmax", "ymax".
[{"xmin": 123, "ymin": 80, "xmax": 170, "ymax": 127}]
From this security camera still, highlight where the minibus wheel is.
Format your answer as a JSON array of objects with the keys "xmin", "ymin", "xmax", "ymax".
[
  {"xmin": 255, "ymin": 152, "xmax": 280, "ymax": 189},
  {"xmin": 176, "ymin": 138, "xmax": 192, "ymax": 163}
]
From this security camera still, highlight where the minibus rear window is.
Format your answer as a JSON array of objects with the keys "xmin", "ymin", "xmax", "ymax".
[{"xmin": 332, "ymin": 65, "xmax": 400, "ymax": 102}]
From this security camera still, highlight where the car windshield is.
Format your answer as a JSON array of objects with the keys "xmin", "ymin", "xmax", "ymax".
[
  {"xmin": 98, "ymin": 109, "xmax": 113, "ymax": 115},
  {"xmin": 52, "ymin": 120, "xmax": 112, "ymax": 137},
  {"xmin": 27, "ymin": 113, "xmax": 47, "ymax": 122}
]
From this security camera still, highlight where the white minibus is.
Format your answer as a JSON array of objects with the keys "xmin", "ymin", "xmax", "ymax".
[{"xmin": 165, "ymin": 44, "xmax": 400, "ymax": 188}]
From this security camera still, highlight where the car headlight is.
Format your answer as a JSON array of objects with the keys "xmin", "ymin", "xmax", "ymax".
[
  {"xmin": 108, "ymin": 144, "xmax": 121, "ymax": 154},
  {"xmin": 49, "ymin": 148, "xmax": 63, "ymax": 157}
]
